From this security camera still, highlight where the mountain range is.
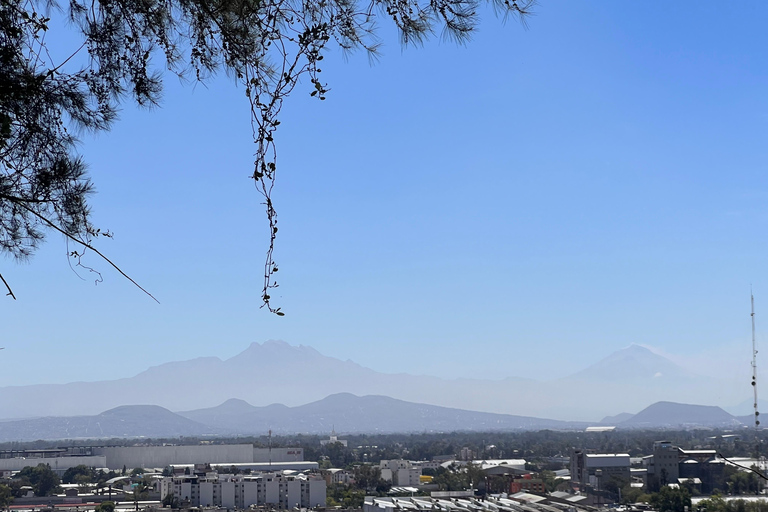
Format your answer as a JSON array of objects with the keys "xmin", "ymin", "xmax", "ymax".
[
  {"xmin": 0, "ymin": 393, "xmax": 592, "ymax": 442},
  {"xmin": 0, "ymin": 341, "xmax": 753, "ymax": 423},
  {"xmin": 0, "ymin": 394, "xmax": 752, "ymax": 442}
]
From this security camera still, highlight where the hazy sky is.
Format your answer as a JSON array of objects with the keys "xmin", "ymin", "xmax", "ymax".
[{"xmin": 2, "ymin": 1, "xmax": 768, "ymax": 396}]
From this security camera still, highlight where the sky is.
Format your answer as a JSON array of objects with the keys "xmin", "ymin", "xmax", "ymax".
[{"xmin": 2, "ymin": 1, "xmax": 768, "ymax": 399}]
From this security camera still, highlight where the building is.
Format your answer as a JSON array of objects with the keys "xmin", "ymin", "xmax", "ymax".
[
  {"xmin": 0, "ymin": 444, "xmax": 308, "ymax": 477},
  {"xmin": 320, "ymin": 429, "xmax": 348, "ymax": 447},
  {"xmin": 510, "ymin": 475, "xmax": 546, "ymax": 494},
  {"xmin": 0, "ymin": 448, "xmax": 106, "ymax": 475},
  {"xmin": 168, "ymin": 461, "xmax": 318, "ymax": 473},
  {"xmin": 364, "ymin": 494, "xmax": 593, "ymax": 512},
  {"xmin": 159, "ymin": 470, "xmax": 326, "ymax": 509},
  {"xmin": 570, "ymin": 450, "xmax": 631, "ymax": 490},
  {"xmin": 90, "ymin": 445, "xmax": 304, "ymax": 470},
  {"xmin": 323, "ymin": 468, "xmax": 354, "ymax": 485},
  {"xmin": 379, "ymin": 460, "xmax": 422, "ymax": 486},
  {"xmin": 643, "ymin": 441, "xmax": 724, "ymax": 493}
]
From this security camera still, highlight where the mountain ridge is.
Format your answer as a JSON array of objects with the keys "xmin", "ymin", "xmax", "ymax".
[
  {"xmin": 0, "ymin": 395, "xmax": 753, "ymax": 442},
  {"xmin": 0, "ymin": 341, "xmax": 750, "ymax": 422}
]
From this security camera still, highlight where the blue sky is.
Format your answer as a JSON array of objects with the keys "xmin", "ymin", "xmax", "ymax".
[{"xmin": 2, "ymin": 1, "xmax": 768, "ymax": 398}]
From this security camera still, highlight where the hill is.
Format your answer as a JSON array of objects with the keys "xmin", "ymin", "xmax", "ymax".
[
  {"xmin": 619, "ymin": 401, "xmax": 740, "ymax": 428},
  {"xmin": 179, "ymin": 393, "xmax": 589, "ymax": 434},
  {"xmin": 0, "ymin": 405, "xmax": 217, "ymax": 441}
]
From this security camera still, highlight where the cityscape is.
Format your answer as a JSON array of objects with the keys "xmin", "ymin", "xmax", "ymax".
[
  {"xmin": 3, "ymin": 2, "xmax": 768, "ymax": 512},
  {"xmin": 1, "ymin": 341, "xmax": 768, "ymax": 512}
]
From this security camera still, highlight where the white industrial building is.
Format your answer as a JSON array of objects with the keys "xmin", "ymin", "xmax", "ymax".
[
  {"xmin": 159, "ymin": 471, "xmax": 326, "ymax": 509},
  {"xmin": 92, "ymin": 445, "xmax": 304, "ymax": 470},
  {"xmin": 380, "ymin": 460, "xmax": 422, "ymax": 487},
  {"xmin": 0, "ymin": 445, "xmax": 307, "ymax": 474},
  {"xmin": 0, "ymin": 449, "xmax": 106, "ymax": 475}
]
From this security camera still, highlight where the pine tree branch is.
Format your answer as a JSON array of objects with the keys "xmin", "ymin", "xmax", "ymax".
[
  {"xmin": 6, "ymin": 198, "xmax": 160, "ymax": 303},
  {"xmin": 0, "ymin": 272, "xmax": 16, "ymax": 299}
]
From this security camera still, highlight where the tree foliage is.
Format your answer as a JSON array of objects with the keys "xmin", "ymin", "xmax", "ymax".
[
  {"xmin": 0, "ymin": 0, "xmax": 532, "ymax": 308},
  {"xmin": 351, "ymin": 464, "xmax": 383, "ymax": 492},
  {"xmin": 95, "ymin": 500, "xmax": 116, "ymax": 512},
  {"xmin": 699, "ymin": 496, "xmax": 768, "ymax": 512},
  {"xmin": 0, "ymin": 484, "xmax": 12, "ymax": 509},
  {"xmin": 62, "ymin": 465, "xmax": 94, "ymax": 484},
  {"xmin": 649, "ymin": 486, "xmax": 692, "ymax": 512},
  {"xmin": 13, "ymin": 464, "xmax": 60, "ymax": 496},
  {"xmin": 326, "ymin": 484, "xmax": 366, "ymax": 508}
]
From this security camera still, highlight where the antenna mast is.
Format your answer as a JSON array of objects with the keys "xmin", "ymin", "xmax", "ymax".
[
  {"xmin": 752, "ymin": 289, "xmax": 763, "ymax": 481},
  {"xmin": 753, "ymin": 290, "xmax": 760, "ymax": 431}
]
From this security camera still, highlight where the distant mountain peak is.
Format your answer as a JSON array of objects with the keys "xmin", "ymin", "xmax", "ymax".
[
  {"xmin": 563, "ymin": 344, "xmax": 692, "ymax": 383},
  {"xmin": 99, "ymin": 404, "xmax": 175, "ymax": 417},
  {"xmin": 218, "ymin": 398, "xmax": 256, "ymax": 410},
  {"xmin": 229, "ymin": 340, "xmax": 322, "ymax": 362}
]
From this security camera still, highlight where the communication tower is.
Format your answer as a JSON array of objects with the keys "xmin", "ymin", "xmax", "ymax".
[
  {"xmin": 753, "ymin": 290, "xmax": 760, "ymax": 431},
  {"xmin": 752, "ymin": 290, "xmax": 765, "ymax": 487}
]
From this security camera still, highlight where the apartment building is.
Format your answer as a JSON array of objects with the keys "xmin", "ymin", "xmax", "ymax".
[{"xmin": 159, "ymin": 471, "xmax": 326, "ymax": 509}]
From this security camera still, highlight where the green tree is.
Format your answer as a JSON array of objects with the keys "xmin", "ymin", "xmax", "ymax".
[
  {"xmin": 433, "ymin": 463, "xmax": 471, "ymax": 492},
  {"xmin": 62, "ymin": 465, "xmax": 95, "ymax": 485},
  {"xmin": 95, "ymin": 501, "xmax": 116, "ymax": 512},
  {"xmin": 14, "ymin": 464, "xmax": 60, "ymax": 497},
  {"xmin": 352, "ymin": 465, "xmax": 382, "ymax": 492},
  {"xmin": 620, "ymin": 484, "xmax": 648, "ymax": 505},
  {"xmin": 0, "ymin": 484, "xmax": 13, "ymax": 509},
  {"xmin": 649, "ymin": 486, "xmax": 692, "ymax": 512},
  {"xmin": 728, "ymin": 470, "xmax": 759, "ymax": 495},
  {"xmin": 698, "ymin": 494, "xmax": 729, "ymax": 512},
  {"xmin": 0, "ymin": 0, "xmax": 532, "ymax": 309}
]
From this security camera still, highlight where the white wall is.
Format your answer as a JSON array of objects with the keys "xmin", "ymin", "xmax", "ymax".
[
  {"xmin": 286, "ymin": 480, "xmax": 302, "ymax": 509},
  {"xmin": 253, "ymin": 448, "xmax": 304, "ymax": 462},
  {"xmin": 199, "ymin": 482, "xmax": 214, "ymax": 507},
  {"xmin": 244, "ymin": 480, "xmax": 259, "ymax": 506},
  {"xmin": 221, "ymin": 481, "xmax": 235, "ymax": 508},
  {"xmin": 265, "ymin": 478, "xmax": 279, "ymax": 504},
  {"xmin": 0, "ymin": 456, "xmax": 107, "ymax": 473},
  {"xmin": 309, "ymin": 479, "xmax": 326, "ymax": 507},
  {"xmin": 95, "ymin": 445, "xmax": 254, "ymax": 469}
]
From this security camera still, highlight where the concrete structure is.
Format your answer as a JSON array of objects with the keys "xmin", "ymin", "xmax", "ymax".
[
  {"xmin": 320, "ymin": 429, "xmax": 347, "ymax": 447},
  {"xmin": 380, "ymin": 460, "xmax": 422, "ymax": 487},
  {"xmin": 159, "ymin": 470, "xmax": 325, "ymax": 509},
  {"xmin": 0, "ymin": 449, "xmax": 106, "ymax": 475},
  {"xmin": 91, "ymin": 445, "xmax": 303, "ymax": 470},
  {"xmin": 570, "ymin": 450, "xmax": 630, "ymax": 490},
  {"xmin": 644, "ymin": 441, "xmax": 724, "ymax": 493},
  {"xmin": 509, "ymin": 477, "xmax": 545, "ymax": 494},
  {"xmin": 253, "ymin": 447, "xmax": 304, "ymax": 462},
  {"xmin": 323, "ymin": 468, "xmax": 354, "ymax": 485},
  {"xmin": 0, "ymin": 444, "xmax": 307, "ymax": 475},
  {"xmin": 473, "ymin": 459, "xmax": 527, "ymax": 471},
  {"xmin": 169, "ymin": 461, "xmax": 318, "ymax": 473},
  {"xmin": 647, "ymin": 441, "xmax": 680, "ymax": 489}
]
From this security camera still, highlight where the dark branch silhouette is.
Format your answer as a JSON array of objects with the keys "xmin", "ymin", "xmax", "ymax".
[{"xmin": 0, "ymin": 0, "xmax": 534, "ymax": 311}]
